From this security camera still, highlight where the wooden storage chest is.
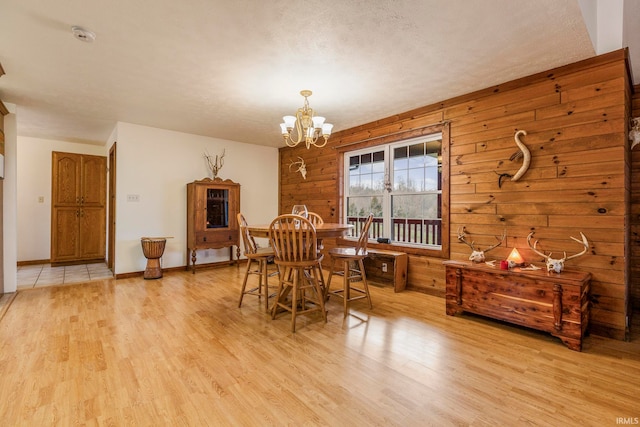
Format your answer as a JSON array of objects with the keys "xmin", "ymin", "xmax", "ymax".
[{"xmin": 443, "ymin": 260, "xmax": 590, "ymax": 351}]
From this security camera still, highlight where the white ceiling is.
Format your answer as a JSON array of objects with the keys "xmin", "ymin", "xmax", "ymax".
[{"xmin": 0, "ymin": 0, "xmax": 638, "ymax": 148}]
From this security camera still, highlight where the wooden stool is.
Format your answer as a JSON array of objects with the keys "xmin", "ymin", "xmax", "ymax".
[
  {"xmin": 326, "ymin": 213, "xmax": 374, "ymax": 316},
  {"xmin": 238, "ymin": 213, "xmax": 278, "ymax": 312},
  {"xmin": 270, "ymin": 215, "xmax": 327, "ymax": 332}
]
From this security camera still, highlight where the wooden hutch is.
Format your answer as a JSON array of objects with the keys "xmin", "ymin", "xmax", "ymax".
[{"xmin": 186, "ymin": 178, "xmax": 240, "ymax": 273}]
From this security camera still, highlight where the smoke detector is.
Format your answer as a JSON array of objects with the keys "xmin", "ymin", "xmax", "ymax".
[{"xmin": 71, "ymin": 26, "xmax": 95, "ymax": 43}]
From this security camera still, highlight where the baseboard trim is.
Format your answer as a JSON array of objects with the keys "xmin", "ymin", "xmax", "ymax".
[
  {"xmin": 115, "ymin": 260, "xmax": 241, "ymax": 280},
  {"xmin": 17, "ymin": 259, "xmax": 50, "ymax": 266}
]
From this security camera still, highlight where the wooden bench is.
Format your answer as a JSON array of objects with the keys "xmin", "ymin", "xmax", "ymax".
[{"xmin": 363, "ymin": 249, "xmax": 408, "ymax": 292}]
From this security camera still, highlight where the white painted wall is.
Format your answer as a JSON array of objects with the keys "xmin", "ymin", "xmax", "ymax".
[
  {"xmin": 579, "ymin": 0, "xmax": 625, "ymax": 54},
  {"xmin": 3, "ymin": 104, "xmax": 17, "ymax": 293},
  {"xmin": 15, "ymin": 122, "xmax": 279, "ymax": 277},
  {"xmin": 112, "ymin": 122, "xmax": 278, "ymax": 275}
]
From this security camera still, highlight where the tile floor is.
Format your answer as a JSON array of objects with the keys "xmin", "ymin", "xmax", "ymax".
[{"xmin": 17, "ymin": 263, "xmax": 114, "ymax": 290}]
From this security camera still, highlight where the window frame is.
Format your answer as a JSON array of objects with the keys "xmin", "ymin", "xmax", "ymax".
[{"xmin": 335, "ymin": 123, "xmax": 450, "ymax": 259}]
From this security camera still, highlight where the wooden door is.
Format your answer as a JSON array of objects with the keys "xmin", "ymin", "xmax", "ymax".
[
  {"xmin": 53, "ymin": 153, "xmax": 81, "ymax": 206},
  {"xmin": 51, "ymin": 152, "xmax": 107, "ymax": 264},
  {"xmin": 51, "ymin": 207, "xmax": 80, "ymax": 261},
  {"xmin": 81, "ymin": 155, "xmax": 106, "ymax": 206},
  {"xmin": 80, "ymin": 206, "xmax": 106, "ymax": 259}
]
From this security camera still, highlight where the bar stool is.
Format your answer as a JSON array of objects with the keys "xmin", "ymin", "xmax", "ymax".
[
  {"xmin": 269, "ymin": 214, "xmax": 327, "ymax": 332},
  {"xmin": 237, "ymin": 213, "xmax": 277, "ymax": 312},
  {"xmin": 326, "ymin": 213, "xmax": 374, "ymax": 316}
]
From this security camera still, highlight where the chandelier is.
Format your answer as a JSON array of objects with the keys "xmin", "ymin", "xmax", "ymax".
[{"xmin": 280, "ymin": 90, "xmax": 333, "ymax": 149}]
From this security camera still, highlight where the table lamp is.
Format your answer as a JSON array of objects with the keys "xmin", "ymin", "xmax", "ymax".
[{"xmin": 506, "ymin": 248, "xmax": 525, "ymax": 268}]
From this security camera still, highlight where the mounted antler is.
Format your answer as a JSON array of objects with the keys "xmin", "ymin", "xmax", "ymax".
[
  {"xmin": 457, "ymin": 227, "xmax": 506, "ymax": 263},
  {"xmin": 527, "ymin": 231, "xmax": 589, "ymax": 273},
  {"xmin": 204, "ymin": 149, "xmax": 225, "ymax": 179},
  {"xmin": 288, "ymin": 156, "xmax": 307, "ymax": 180}
]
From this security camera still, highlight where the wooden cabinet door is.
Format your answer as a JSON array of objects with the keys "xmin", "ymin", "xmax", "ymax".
[
  {"xmin": 51, "ymin": 207, "xmax": 80, "ymax": 261},
  {"xmin": 81, "ymin": 155, "xmax": 106, "ymax": 206},
  {"xmin": 80, "ymin": 206, "xmax": 106, "ymax": 259},
  {"xmin": 51, "ymin": 152, "xmax": 106, "ymax": 263},
  {"xmin": 53, "ymin": 152, "xmax": 81, "ymax": 206}
]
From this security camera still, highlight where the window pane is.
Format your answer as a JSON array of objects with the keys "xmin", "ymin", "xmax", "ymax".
[
  {"xmin": 349, "ymin": 155, "xmax": 359, "ymax": 168},
  {"xmin": 391, "ymin": 194, "xmax": 441, "ymax": 245},
  {"xmin": 394, "ymin": 146, "xmax": 408, "ymax": 169},
  {"xmin": 424, "ymin": 166, "xmax": 439, "ymax": 191},
  {"xmin": 360, "ymin": 161, "xmax": 372, "ymax": 174},
  {"xmin": 393, "ymin": 169, "xmax": 407, "ymax": 191},
  {"xmin": 408, "ymin": 143, "xmax": 425, "ymax": 168},
  {"xmin": 372, "ymin": 172, "xmax": 385, "ymax": 191},
  {"xmin": 348, "ymin": 152, "xmax": 385, "ymax": 196},
  {"xmin": 408, "ymin": 168, "xmax": 423, "ymax": 191},
  {"xmin": 346, "ymin": 196, "xmax": 384, "ymax": 239}
]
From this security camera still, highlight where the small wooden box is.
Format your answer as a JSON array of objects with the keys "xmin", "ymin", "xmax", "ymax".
[{"xmin": 363, "ymin": 249, "xmax": 408, "ymax": 292}]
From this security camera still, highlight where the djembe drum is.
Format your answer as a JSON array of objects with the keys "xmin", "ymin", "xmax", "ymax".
[{"xmin": 141, "ymin": 237, "xmax": 167, "ymax": 279}]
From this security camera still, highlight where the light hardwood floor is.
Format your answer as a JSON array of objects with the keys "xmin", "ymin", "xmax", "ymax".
[{"xmin": 0, "ymin": 265, "xmax": 638, "ymax": 426}]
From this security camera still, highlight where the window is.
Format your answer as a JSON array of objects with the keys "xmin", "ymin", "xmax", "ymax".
[{"xmin": 344, "ymin": 133, "xmax": 443, "ymax": 249}]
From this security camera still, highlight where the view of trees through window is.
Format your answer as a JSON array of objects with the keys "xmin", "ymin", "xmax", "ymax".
[{"xmin": 345, "ymin": 134, "xmax": 443, "ymax": 247}]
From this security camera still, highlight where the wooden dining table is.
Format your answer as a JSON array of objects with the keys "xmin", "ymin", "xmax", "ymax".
[
  {"xmin": 247, "ymin": 222, "xmax": 353, "ymax": 246},
  {"xmin": 247, "ymin": 222, "xmax": 354, "ymax": 258},
  {"xmin": 246, "ymin": 222, "xmax": 354, "ymax": 240}
]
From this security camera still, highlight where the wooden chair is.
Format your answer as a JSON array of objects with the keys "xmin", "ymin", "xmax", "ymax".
[
  {"xmin": 269, "ymin": 214, "xmax": 327, "ymax": 332},
  {"xmin": 307, "ymin": 212, "xmax": 324, "ymax": 226},
  {"xmin": 326, "ymin": 213, "xmax": 374, "ymax": 316},
  {"xmin": 237, "ymin": 213, "xmax": 277, "ymax": 312}
]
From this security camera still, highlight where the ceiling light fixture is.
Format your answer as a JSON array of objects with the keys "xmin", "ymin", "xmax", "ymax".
[
  {"xmin": 71, "ymin": 26, "xmax": 96, "ymax": 43},
  {"xmin": 280, "ymin": 90, "xmax": 333, "ymax": 149}
]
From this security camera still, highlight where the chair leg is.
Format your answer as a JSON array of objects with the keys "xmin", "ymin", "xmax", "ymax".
[
  {"xmin": 325, "ymin": 257, "xmax": 336, "ymax": 300},
  {"xmin": 358, "ymin": 259, "xmax": 373, "ymax": 309},
  {"xmin": 271, "ymin": 267, "xmax": 288, "ymax": 319},
  {"xmin": 311, "ymin": 266, "xmax": 327, "ymax": 322},
  {"xmin": 291, "ymin": 268, "xmax": 299, "ymax": 333},
  {"xmin": 238, "ymin": 258, "xmax": 253, "ymax": 308},
  {"xmin": 343, "ymin": 260, "xmax": 350, "ymax": 316},
  {"xmin": 259, "ymin": 259, "xmax": 269, "ymax": 312}
]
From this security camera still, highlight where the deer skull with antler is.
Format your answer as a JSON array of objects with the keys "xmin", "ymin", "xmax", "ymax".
[
  {"xmin": 527, "ymin": 231, "xmax": 589, "ymax": 273},
  {"xmin": 457, "ymin": 227, "xmax": 506, "ymax": 263}
]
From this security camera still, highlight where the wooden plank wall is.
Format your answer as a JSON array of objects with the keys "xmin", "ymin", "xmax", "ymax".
[
  {"xmin": 279, "ymin": 49, "xmax": 631, "ymax": 340},
  {"xmin": 630, "ymin": 84, "xmax": 640, "ymax": 316}
]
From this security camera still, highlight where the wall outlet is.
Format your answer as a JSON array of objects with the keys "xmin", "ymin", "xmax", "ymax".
[
  {"xmin": 381, "ymin": 263, "xmax": 388, "ymax": 273},
  {"xmin": 127, "ymin": 194, "xmax": 140, "ymax": 202},
  {"xmin": 38, "ymin": 196, "xmax": 44, "ymax": 203}
]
